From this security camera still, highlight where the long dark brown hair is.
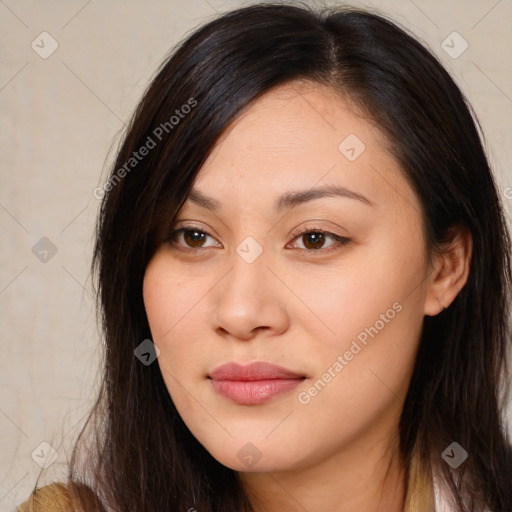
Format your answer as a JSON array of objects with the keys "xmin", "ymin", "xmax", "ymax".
[{"xmin": 43, "ymin": 2, "xmax": 512, "ymax": 511}]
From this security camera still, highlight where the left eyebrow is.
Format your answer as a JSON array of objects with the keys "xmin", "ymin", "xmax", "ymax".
[{"xmin": 273, "ymin": 184, "xmax": 374, "ymax": 213}]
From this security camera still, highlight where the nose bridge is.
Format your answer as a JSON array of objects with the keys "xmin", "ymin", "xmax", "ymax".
[
  {"xmin": 213, "ymin": 234, "xmax": 288, "ymax": 338},
  {"xmin": 235, "ymin": 234, "xmax": 266, "ymax": 267},
  {"xmin": 225, "ymin": 234, "xmax": 269, "ymax": 297}
]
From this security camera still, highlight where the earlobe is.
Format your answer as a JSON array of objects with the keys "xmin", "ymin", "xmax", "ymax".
[
  {"xmin": 435, "ymin": 296, "xmax": 446, "ymax": 312},
  {"xmin": 424, "ymin": 224, "xmax": 473, "ymax": 317}
]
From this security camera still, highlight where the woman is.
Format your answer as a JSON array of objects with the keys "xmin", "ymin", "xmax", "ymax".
[{"xmin": 18, "ymin": 2, "xmax": 512, "ymax": 511}]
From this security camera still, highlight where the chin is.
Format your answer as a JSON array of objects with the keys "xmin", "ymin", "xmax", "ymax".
[
  {"xmin": 214, "ymin": 452, "xmax": 296, "ymax": 473},
  {"xmin": 197, "ymin": 435, "xmax": 308, "ymax": 474}
]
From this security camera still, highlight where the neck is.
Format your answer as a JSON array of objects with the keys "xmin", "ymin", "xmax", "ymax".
[{"xmin": 238, "ymin": 430, "xmax": 406, "ymax": 512}]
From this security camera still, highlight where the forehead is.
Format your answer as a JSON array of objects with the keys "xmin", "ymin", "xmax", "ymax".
[
  {"xmin": 205, "ymin": 81, "xmax": 375, "ymax": 164},
  {"xmin": 188, "ymin": 80, "xmax": 418, "ymax": 217}
]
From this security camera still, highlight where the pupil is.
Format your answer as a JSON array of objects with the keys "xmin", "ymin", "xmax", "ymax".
[
  {"xmin": 304, "ymin": 232, "xmax": 324, "ymax": 249},
  {"xmin": 185, "ymin": 230, "xmax": 205, "ymax": 247}
]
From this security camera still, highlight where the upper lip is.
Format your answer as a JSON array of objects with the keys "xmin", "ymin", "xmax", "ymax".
[{"xmin": 208, "ymin": 362, "xmax": 305, "ymax": 381}]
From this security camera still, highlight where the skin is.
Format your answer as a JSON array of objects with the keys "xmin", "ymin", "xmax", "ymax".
[{"xmin": 143, "ymin": 80, "xmax": 472, "ymax": 512}]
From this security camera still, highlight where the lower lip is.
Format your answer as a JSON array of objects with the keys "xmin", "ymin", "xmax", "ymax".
[{"xmin": 209, "ymin": 378, "xmax": 304, "ymax": 405}]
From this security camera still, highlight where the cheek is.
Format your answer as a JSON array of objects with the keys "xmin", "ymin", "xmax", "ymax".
[
  {"xmin": 293, "ymin": 295, "xmax": 423, "ymax": 459},
  {"xmin": 284, "ymin": 232, "xmax": 427, "ymax": 399},
  {"xmin": 143, "ymin": 261, "xmax": 211, "ymax": 403},
  {"xmin": 281, "ymin": 245, "xmax": 425, "ymax": 352},
  {"xmin": 143, "ymin": 258, "xmax": 212, "ymax": 339}
]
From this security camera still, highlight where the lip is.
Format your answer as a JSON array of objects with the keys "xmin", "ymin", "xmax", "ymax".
[{"xmin": 208, "ymin": 362, "xmax": 306, "ymax": 405}]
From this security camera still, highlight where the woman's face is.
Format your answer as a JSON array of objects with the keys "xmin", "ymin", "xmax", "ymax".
[{"xmin": 143, "ymin": 81, "xmax": 432, "ymax": 473}]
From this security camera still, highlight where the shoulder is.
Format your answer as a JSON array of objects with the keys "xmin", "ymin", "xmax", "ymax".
[
  {"xmin": 16, "ymin": 481, "xmax": 105, "ymax": 512},
  {"xmin": 17, "ymin": 482, "xmax": 71, "ymax": 512}
]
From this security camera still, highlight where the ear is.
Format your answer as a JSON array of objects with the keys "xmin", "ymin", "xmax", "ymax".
[{"xmin": 424, "ymin": 224, "xmax": 473, "ymax": 316}]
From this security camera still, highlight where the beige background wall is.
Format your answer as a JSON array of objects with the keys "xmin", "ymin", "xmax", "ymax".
[{"xmin": 1, "ymin": 0, "xmax": 511, "ymax": 510}]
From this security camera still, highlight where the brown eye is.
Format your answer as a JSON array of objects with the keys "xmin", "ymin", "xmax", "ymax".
[
  {"xmin": 168, "ymin": 227, "xmax": 220, "ymax": 250},
  {"xmin": 289, "ymin": 229, "xmax": 351, "ymax": 254},
  {"xmin": 301, "ymin": 232, "xmax": 327, "ymax": 250},
  {"xmin": 182, "ymin": 230, "xmax": 207, "ymax": 248}
]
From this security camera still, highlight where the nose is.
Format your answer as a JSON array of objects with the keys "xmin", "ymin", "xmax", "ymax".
[{"xmin": 213, "ymin": 246, "xmax": 290, "ymax": 341}]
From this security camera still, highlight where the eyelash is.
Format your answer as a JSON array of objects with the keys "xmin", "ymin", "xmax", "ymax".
[{"xmin": 167, "ymin": 224, "xmax": 351, "ymax": 255}]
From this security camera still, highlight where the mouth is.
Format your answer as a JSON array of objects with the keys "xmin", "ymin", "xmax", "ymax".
[{"xmin": 208, "ymin": 361, "xmax": 307, "ymax": 405}]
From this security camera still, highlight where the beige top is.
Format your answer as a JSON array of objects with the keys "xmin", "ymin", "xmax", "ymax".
[{"xmin": 17, "ymin": 469, "xmax": 487, "ymax": 511}]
